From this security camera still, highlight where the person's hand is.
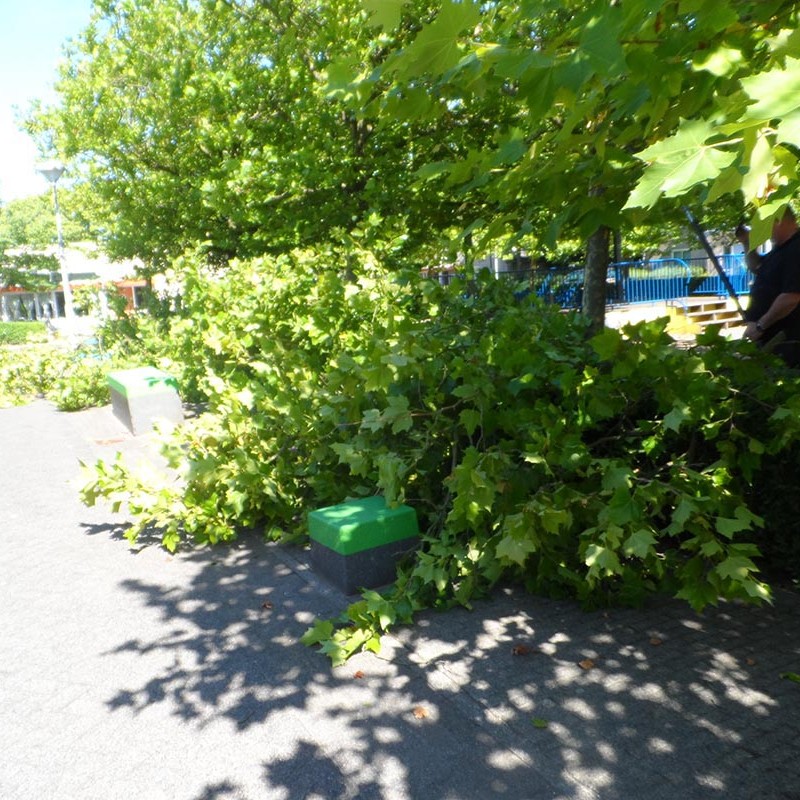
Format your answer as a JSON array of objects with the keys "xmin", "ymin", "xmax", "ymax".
[{"xmin": 744, "ymin": 321, "xmax": 763, "ymax": 341}]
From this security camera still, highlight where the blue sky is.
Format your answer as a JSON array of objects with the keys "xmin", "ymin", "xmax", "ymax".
[{"xmin": 0, "ymin": 0, "xmax": 95, "ymax": 202}]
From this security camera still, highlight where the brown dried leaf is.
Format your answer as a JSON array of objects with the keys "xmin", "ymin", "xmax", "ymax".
[
  {"xmin": 412, "ymin": 705, "xmax": 429, "ymax": 719},
  {"xmin": 353, "ymin": 670, "xmax": 365, "ymax": 680},
  {"xmin": 261, "ymin": 600, "xmax": 274, "ymax": 610},
  {"xmin": 649, "ymin": 637, "xmax": 663, "ymax": 646},
  {"xmin": 512, "ymin": 644, "xmax": 536, "ymax": 656},
  {"xmin": 746, "ymin": 657, "xmax": 757, "ymax": 666},
  {"xmin": 578, "ymin": 658, "xmax": 596, "ymax": 670}
]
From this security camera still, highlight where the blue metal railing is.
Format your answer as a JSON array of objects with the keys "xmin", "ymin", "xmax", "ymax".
[
  {"xmin": 428, "ymin": 255, "xmax": 752, "ymax": 310},
  {"xmin": 612, "ymin": 258, "xmax": 693, "ymax": 305}
]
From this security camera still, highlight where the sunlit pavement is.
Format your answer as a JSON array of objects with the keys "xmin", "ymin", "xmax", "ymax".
[{"xmin": 2, "ymin": 400, "xmax": 798, "ymax": 800}]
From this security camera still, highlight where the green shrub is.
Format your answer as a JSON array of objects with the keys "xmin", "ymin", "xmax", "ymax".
[
  {"xmin": 0, "ymin": 344, "xmax": 56, "ymax": 406},
  {"xmin": 0, "ymin": 343, "xmax": 114, "ymax": 411},
  {"xmin": 49, "ymin": 356, "xmax": 112, "ymax": 411},
  {"xmin": 95, "ymin": 308, "xmax": 206, "ymax": 404},
  {"xmin": 748, "ymin": 446, "xmax": 800, "ymax": 585},
  {"xmin": 0, "ymin": 321, "xmax": 47, "ymax": 345},
  {"xmin": 79, "ymin": 247, "xmax": 800, "ymax": 663},
  {"xmin": 0, "ymin": 304, "xmax": 194, "ymax": 412}
]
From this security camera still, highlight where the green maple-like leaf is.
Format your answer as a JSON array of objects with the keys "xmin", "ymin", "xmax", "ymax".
[
  {"xmin": 579, "ymin": 13, "xmax": 625, "ymax": 73},
  {"xmin": 393, "ymin": 0, "xmax": 481, "ymax": 80},
  {"xmin": 625, "ymin": 119, "xmax": 738, "ymax": 209},
  {"xmin": 601, "ymin": 463, "xmax": 632, "ymax": 493},
  {"xmin": 301, "ymin": 619, "xmax": 334, "ymax": 647},
  {"xmin": 715, "ymin": 505, "xmax": 762, "ymax": 538},
  {"xmin": 590, "ymin": 327, "xmax": 623, "ymax": 359},
  {"xmin": 362, "ymin": 0, "xmax": 408, "ymax": 31},
  {"xmin": 585, "ymin": 543, "xmax": 622, "ymax": 575},
  {"xmin": 663, "ymin": 402, "xmax": 690, "ymax": 433},
  {"xmin": 742, "ymin": 58, "xmax": 800, "ymax": 121},
  {"xmin": 715, "ymin": 555, "xmax": 758, "ymax": 581},
  {"xmin": 741, "ymin": 130, "xmax": 776, "ymax": 203},
  {"xmin": 775, "ymin": 110, "xmax": 800, "ymax": 147},
  {"xmin": 496, "ymin": 533, "xmax": 536, "ymax": 566},
  {"xmin": 624, "ymin": 528, "xmax": 657, "ymax": 559},
  {"xmin": 606, "ymin": 489, "xmax": 640, "ymax": 526},
  {"xmin": 693, "ymin": 46, "xmax": 743, "ymax": 77}
]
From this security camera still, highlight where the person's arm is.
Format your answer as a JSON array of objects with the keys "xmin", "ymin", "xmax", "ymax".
[{"xmin": 744, "ymin": 292, "xmax": 800, "ymax": 340}]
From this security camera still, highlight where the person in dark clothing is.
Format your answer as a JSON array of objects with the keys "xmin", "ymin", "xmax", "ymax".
[{"xmin": 736, "ymin": 206, "xmax": 800, "ymax": 366}]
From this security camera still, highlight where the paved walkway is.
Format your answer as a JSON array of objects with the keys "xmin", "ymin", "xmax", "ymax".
[{"xmin": 1, "ymin": 400, "xmax": 799, "ymax": 800}]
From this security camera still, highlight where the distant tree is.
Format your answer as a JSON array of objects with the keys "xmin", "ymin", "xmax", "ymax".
[
  {"xmin": 28, "ymin": 0, "xmax": 510, "ymax": 268},
  {"xmin": 0, "ymin": 190, "xmax": 97, "ymax": 250},
  {"xmin": 0, "ymin": 187, "xmax": 99, "ymax": 290}
]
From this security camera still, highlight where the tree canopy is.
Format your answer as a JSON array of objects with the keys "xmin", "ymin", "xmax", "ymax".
[
  {"xmin": 353, "ymin": 1, "xmax": 799, "ymax": 233},
  {"xmin": 27, "ymin": 0, "xmax": 800, "ymax": 317},
  {"xmin": 0, "ymin": 189, "xmax": 99, "ymax": 290},
  {"xmin": 0, "ymin": 190, "xmax": 95, "ymax": 250},
  {"xmin": 31, "ymin": 0, "xmax": 502, "ymax": 267}
]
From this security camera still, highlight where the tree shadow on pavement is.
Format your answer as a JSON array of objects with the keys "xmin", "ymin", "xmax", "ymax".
[{"xmin": 97, "ymin": 533, "xmax": 800, "ymax": 800}]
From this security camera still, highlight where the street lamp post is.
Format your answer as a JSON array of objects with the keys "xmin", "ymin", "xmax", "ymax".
[{"xmin": 37, "ymin": 161, "xmax": 76, "ymax": 331}]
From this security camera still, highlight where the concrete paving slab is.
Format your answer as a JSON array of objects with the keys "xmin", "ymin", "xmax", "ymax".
[{"xmin": 1, "ymin": 400, "xmax": 799, "ymax": 800}]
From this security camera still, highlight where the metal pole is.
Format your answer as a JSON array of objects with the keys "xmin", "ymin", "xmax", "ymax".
[
  {"xmin": 682, "ymin": 206, "xmax": 747, "ymax": 321},
  {"xmin": 51, "ymin": 181, "xmax": 76, "ymax": 326}
]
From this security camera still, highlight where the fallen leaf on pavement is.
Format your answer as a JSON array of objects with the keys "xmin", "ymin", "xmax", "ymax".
[
  {"xmin": 512, "ymin": 644, "xmax": 536, "ymax": 656},
  {"xmin": 746, "ymin": 657, "xmax": 757, "ymax": 666},
  {"xmin": 353, "ymin": 670, "xmax": 365, "ymax": 679},
  {"xmin": 261, "ymin": 601, "xmax": 273, "ymax": 610},
  {"xmin": 649, "ymin": 637, "xmax": 663, "ymax": 646},
  {"xmin": 412, "ymin": 705, "xmax": 429, "ymax": 719},
  {"xmin": 578, "ymin": 658, "xmax": 596, "ymax": 670},
  {"xmin": 531, "ymin": 717, "xmax": 549, "ymax": 729},
  {"xmin": 780, "ymin": 672, "xmax": 800, "ymax": 684}
]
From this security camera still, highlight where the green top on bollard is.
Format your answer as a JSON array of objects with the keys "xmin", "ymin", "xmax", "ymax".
[
  {"xmin": 308, "ymin": 495, "xmax": 419, "ymax": 555},
  {"xmin": 106, "ymin": 367, "xmax": 179, "ymax": 398}
]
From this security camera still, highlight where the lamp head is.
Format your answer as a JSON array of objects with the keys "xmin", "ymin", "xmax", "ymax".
[{"xmin": 37, "ymin": 160, "xmax": 65, "ymax": 185}]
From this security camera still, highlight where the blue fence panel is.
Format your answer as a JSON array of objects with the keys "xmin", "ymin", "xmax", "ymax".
[
  {"xmin": 429, "ymin": 253, "xmax": 751, "ymax": 310},
  {"xmin": 610, "ymin": 256, "xmax": 751, "ymax": 306},
  {"xmin": 680, "ymin": 254, "xmax": 752, "ymax": 296},
  {"xmin": 612, "ymin": 259, "xmax": 692, "ymax": 304}
]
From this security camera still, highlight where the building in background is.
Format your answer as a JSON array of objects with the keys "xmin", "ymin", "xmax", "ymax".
[{"xmin": 0, "ymin": 243, "xmax": 147, "ymax": 322}]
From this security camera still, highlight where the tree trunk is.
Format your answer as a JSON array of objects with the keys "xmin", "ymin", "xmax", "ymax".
[{"xmin": 583, "ymin": 225, "xmax": 610, "ymax": 334}]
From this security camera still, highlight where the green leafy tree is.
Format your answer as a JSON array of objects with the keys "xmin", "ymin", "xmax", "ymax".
[
  {"xmin": 0, "ymin": 195, "xmax": 57, "ymax": 249},
  {"xmin": 0, "ymin": 190, "xmax": 93, "ymax": 249},
  {"xmin": 29, "ymin": 0, "xmax": 504, "ymax": 267},
  {"xmin": 0, "ymin": 187, "xmax": 101, "ymax": 289},
  {"xmin": 26, "ymin": 0, "xmax": 800, "ymax": 665},
  {"xmin": 349, "ymin": 0, "xmax": 800, "ymax": 327}
]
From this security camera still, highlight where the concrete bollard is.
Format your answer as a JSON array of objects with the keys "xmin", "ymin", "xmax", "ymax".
[
  {"xmin": 308, "ymin": 495, "xmax": 419, "ymax": 594},
  {"xmin": 107, "ymin": 367, "xmax": 183, "ymax": 436}
]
